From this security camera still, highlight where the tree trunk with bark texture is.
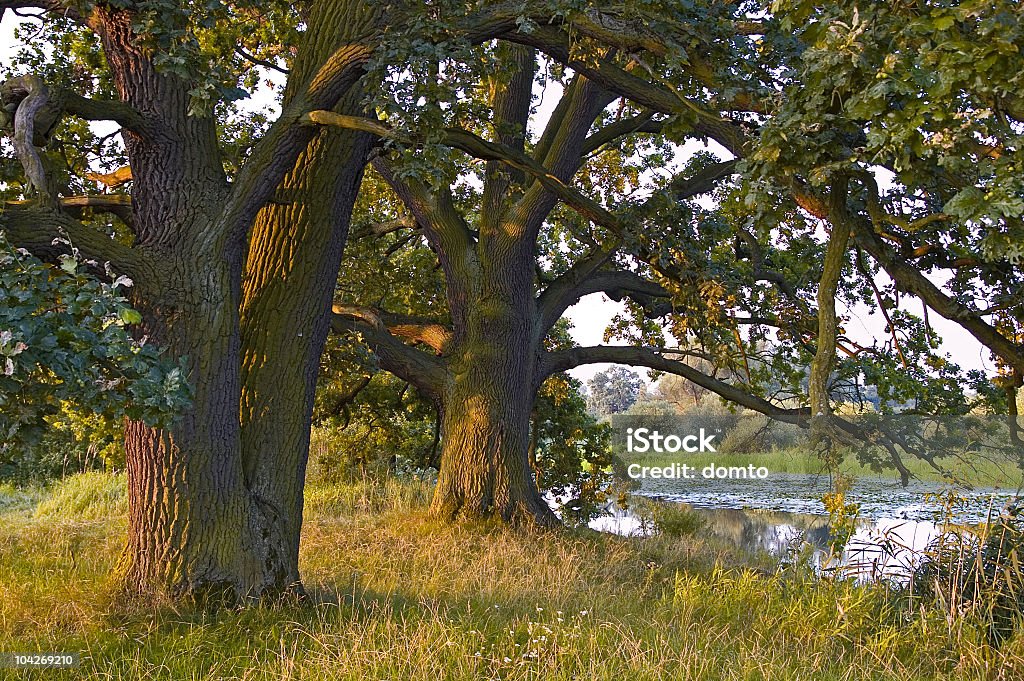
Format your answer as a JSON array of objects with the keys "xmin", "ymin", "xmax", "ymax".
[
  {"xmin": 431, "ymin": 344, "xmax": 556, "ymax": 525},
  {"xmin": 344, "ymin": 59, "xmax": 612, "ymax": 528},
  {"xmin": 238, "ymin": 0, "xmax": 379, "ymax": 596},
  {"xmin": 118, "ymin": 254, "xmax": 272, "ymax": 598},
  {"xmin": 85, "ymin": 1, "xmax": 376, "ymax": 600},
  {"xmin": 429, "ymin": 235, "xmax": 557, "ymax": 526},
  {"xmin": 84, "ymin": 6, "xmax": 282, "ymax": 599}
]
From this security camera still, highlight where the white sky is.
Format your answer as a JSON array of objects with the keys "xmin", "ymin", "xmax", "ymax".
[{"xmin": 1, "ymin": 13, "xmax": 996, "ymax": 390}]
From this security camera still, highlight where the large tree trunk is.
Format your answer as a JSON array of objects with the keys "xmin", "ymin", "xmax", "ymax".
[
  {"xmin": 89, "ymin": 7, "xmax": 291, "ymax": 600},
  {"xmin": 430, "ymin": 243, "xmax": 557, "ymax": 526},
  {"xmin": 238, "ymin": 128, "xmax": 371, "ymax": 593},
  {"xmin": 431, "ymin": 364, "xmax": 556, "ymax": 526},
  {"xmin": 238, "ymin": 0, "xmax": 379, "ymax": 594},
  {"xmin": 117, "ymin": 253, "xmax": 277, "ymax": 599},
  {"xmin": 423, "ymin": 57, "xmax": 604, "ymax": 528},
  {"xmin": 1, "ymin": 1, "xmax": 379, "ymax": 600}
]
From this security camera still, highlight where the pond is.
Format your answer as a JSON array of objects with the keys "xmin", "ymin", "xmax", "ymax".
[{"xmin": 589, "ymin": 472, "xmax": 1022, "ymax": 581}]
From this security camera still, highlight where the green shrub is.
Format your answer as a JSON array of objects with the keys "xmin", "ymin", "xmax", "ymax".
[
  {"xmin": 679, "ymin": 394, "xmax": 745, "ymax": 437},
  {"xmin": 654, "ymin": 503, "xmax": 707, "ymax": 538},
  {"xmin": 1, "ymin": 404, "xmax": 124, "ymax": 484},
  {"xmin": 309, "ymin": 372, "xmax": 438, "ymax": 484},
  {"xmin": 717, "ymin": 413, "xmax": 774, "ymax": 453},
  {"xmin": 632, "ymin": 497, "xmax": 706, "ymax": 538}
]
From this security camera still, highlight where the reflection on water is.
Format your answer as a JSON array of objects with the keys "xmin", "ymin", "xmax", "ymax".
[
  {"xmin": 589, "ymin": 502, "xmax": 941, "ymax": 580},
  {"xmin": 589, "ymin": 472, "xmax": 1021, "ymax": 581},
  {"xmin": 635, "ymin": 472, "xmax": 1018, "ymax": 523},
  {"xmin": 841, "ymin": 518, "xmax": 938, "ymax": 581}
]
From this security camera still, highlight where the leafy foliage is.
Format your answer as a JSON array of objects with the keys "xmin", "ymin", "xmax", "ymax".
[
  {"xmin": 533, "ymin": 372, "xmax": 617, "ymax": 525},
  {"xmin": 0, "ymin": 232, "xmax": 190, "ymax": 460},
  {"xmin": 0, "ymin": 402, "xmax": 124, "ymax": 483},
  {"xmin": 312, "ymin": 354, "xmax": 439, "ymax": 482},
  {"xmin": 764, "ymin": 0, "xmax": 1024, "ymax": 259}
]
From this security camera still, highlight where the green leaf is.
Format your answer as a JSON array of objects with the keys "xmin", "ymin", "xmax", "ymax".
[
  {"xmin": 59, "ymin": 255, "xmax": 77, "ymax": 274},
  {"xmin": 118, "ymin": 307, "xmax": 143, "ymax": 325}
]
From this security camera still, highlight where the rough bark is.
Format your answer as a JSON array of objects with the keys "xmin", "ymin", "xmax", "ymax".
[
  {"xmin": 33, "ymin": 1, "xmax": 376, "ymax": 600},
  {"xmin": 238, "ymin": 0, "xmax": 380, "ymax": 594},
  {"xmin": 80, "ymin": 6, "xmax": 279, "ymax": 599},
  {"xmin": 118, "ymin": 254, "xmax": 268, "ymax": 598},
  {"xmin": 429, "ymin": 255, "xmax": 557, "ymax": 526},
  {"xmin": 0, "ymin": 20, "xmax": 202, "ymax": 595},
  {"xmin": 431, "ymin": 365, "xmax": 555, "ymax": 526},
  {"xmin": 426, "ymin": 48, "xmax": 562, "ymax": 525}
]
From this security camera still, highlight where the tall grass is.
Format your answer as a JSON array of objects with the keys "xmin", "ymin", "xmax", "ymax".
[
  {"xmin": 31, "ymin": 471, "xmax": 128, "ymax": 520},
  {"xmin": 0, "ymin": 472, "xmax": 1022, "ymax": 680}
]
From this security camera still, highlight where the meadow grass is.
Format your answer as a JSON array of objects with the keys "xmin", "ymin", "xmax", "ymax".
[{"xmin": 1, "ymin": 473, "xmax": 1022, "ymax": 680}]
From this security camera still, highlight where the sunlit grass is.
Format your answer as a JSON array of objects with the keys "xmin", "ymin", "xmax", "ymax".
[
  {"xmin": 32, "ymin": 471, "xmax": 129, "ymax": 520},
  {"xmin": 0, "ymin": 472, "xmax": 1021, "ymax": 679}
]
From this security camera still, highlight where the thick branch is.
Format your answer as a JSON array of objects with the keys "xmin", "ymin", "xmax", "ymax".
[
  {"xmin": 510, "ymin": 26, "xmax": 749, "ymax": 156},
  {"xmin": 351, "ymin": 215, "xmax": 417, "ymax": 239},
  {"xmin": 0, "ymin": 1, "xmax": 80, "ymax": 21},
  {"xmin": 851, "ymin": 218, "xmax": 1024, "ymax": 374},
  {"xmin": 537, "ymin": 244, "xmax": 618, "ymax": 332},
  {"xmin": 58, "ymin": 89, "xmax": 147, "ymax": 133},
  {"xmin": 58, "ymin": 194, "xmax": 132, "ymax": 227},
  {"xmin": 0, "ymin": 204, "xmax": 149, "ymax": 280},
  {"xmin": 538, "ymin": 258, "xmax": 671, "ymax": 334},
  {"xmin": 540, "ymin": 344, "xmax": 808, "ymax": 424},
  {"xmin": 4, "ymin": 75, "xmax": 51, "ymax": 198},
  {"xmin": 820, "ymin": 176, "xmax": 1024, "ymax": 374},
  {"xmin": 332, "ymin": 304, "xmax": 453, "ymax": 354},
  {"xmin": 809, "ymin": 178, "xmax": 852, "ymax": 421},
  {"xmin": 7, "ymin": 193, "xmax": 133, "ymax": 230},
  {"xmin": 597, "ymin": 271, "xmax": 673, "ymax": 313},
  {"xmin": 215, "ymin": 22, "xmax": 380, "ymax": 254},
  {"xmin": 512, "ymin": 74, "xmax": 617, "ymax": 238},
  {"xmin": 2, "ymin": 75, "xmax": 147, "ymax": 139},
  {"xmin": 370, "ymin": 157, "xmax": 476, "ymax": 330},
  {"xmin": 480, "ymin": 44, "xmax": 534, "ymax": 232},
  {"xmin": 582, "ymin": 111, "xmax": 662, "ymax": 156},
  {"xmin": 304, "ymin": 111, "xmax": 623, "ymax": 235},
  {"xmin": 568, "ymin": 12, "xmax": 768, "ymax": 114},
  {"xmin": 664, "ymin": 160, "xmax": 738, "ymax": 201},
  {"xmin": 331, "ymin": 305, "xmax": 447, "ymax": 399}
]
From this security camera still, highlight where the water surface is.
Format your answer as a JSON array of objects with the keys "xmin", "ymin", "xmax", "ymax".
[{"xmin": 591, "ymin": 472, "xmax": 1021, "ymax": 580}]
